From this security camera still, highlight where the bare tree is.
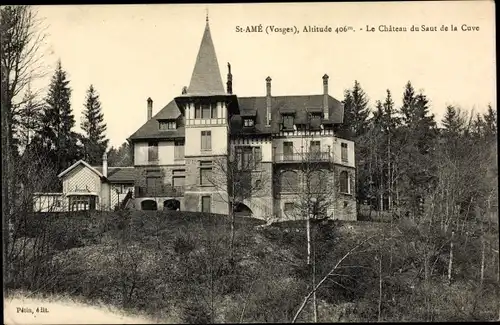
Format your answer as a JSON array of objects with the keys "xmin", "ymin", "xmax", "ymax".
[
  {"xmin": 275, "ymin": 124, "xmax": 341, "ymax": 323},
  {"xmin": 1, "ymin": 5, "xmax": 47, "ymax": 285},
  {"xmin": 6, "ymin": 148, "xmax": 61, "ymax": 293},
  {"xmin": 292, "ymin": 235, "xmax": 378, "ymax": 323},
  {"xmin": 206, "ymin": 146, "xmax": 271, "ymax": 262}
]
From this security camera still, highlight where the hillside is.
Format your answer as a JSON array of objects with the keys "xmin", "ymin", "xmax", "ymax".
[{"xmin": 6, "ymin": 210, "xmax": 500, "ymax": 323}]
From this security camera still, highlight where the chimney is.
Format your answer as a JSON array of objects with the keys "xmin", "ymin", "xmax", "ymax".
[
  {"xmin": 147, "ymin": 97, "xmax": 153, "ymax": 121},
  {"xmin": 226, "ymin": 62, "xmax": 233, "ymax": 94},
  {"xmin": 102, "ymin": 151, "xmax": 108, "ymax": 178},
  {"xmin": 322, "ymin": 74, "xmax": 329, "ymax": 120},
  {"xmin": 266, "ymin": 76, "xmax": 272, "ymax": 125}
]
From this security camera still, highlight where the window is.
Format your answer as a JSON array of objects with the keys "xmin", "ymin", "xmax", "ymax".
[
  {"xmin": 159, "ymin": 120, "xmax": 176, "ymax": 130},
  {"xmin": 254, "ymin": 147, "xmax": 262, "ymax": 168},
  {"xmin": 341, "ymin": 143, "xmax": 348, "ymax": 163},
  {"xmin": 280, "ymin": 170, "xmax": 299, "ymax": 192},
  {"xmin": 200, "ymin": 161, "xmax": 212, "ymax": 186},
  {"xmin": 115, "ymin": 184, "xmax": 134, "ymax": 194},
  {"xmin": 69, "ymin": 195, "xmax": 96, "ymax": 211},
  {"xmin": 195, "ymin": 103, "xmax": 217, "ymax": 119},
  {"xmin": 339, "ymin": 171, "xmax": 349, "ymax": 193},
  {"xmin": 310, "ymin": 113, "xmax": 322, "ymax": 129},
  {"xmin": 148, "ymin": 141, "xmax": 158, "ymax": 162},
  {"xmin": 174, "ymin": 140, "xmax": 185, "ymax": 160},
  {"xmin": 255, "ymin": 179, "xmax": 262, "ymax": 189},
  {"xmin": 284, "ymin": 202, "xmax": 295, "ymax": 214},
  {"xmin": 202, "ymin": 196, "xmax": 211, "ymax": 213},
  {"xmin": 242, "ymin": 147, "xmax": 253, "ymax": 170},
  {"xmin": 202, "ymin": 104, "xmax": 211, "ymax": 119},
  {"xmin": 146, "ymin": 177, "xmax": 162, "ymax": 194},
  {"xmin": 201, "ymin": 131, "xmax": 212, "ymax": 151},
  {"xmin": 172, "ymin": 176, "xmax": 185, "ymax": 187},
  {"xmin": 244, "ymin": 119, "xmax": 254, "ymax": 127},
  {"xmin": 172, "ymin": 169, "xmax": 185, "ymax": 188},
  {"xmin": 310, "ymin": 141, "xmax": 321, "ymax": 158},
  {"xmin": 282, "ymin": 114, "xmax": 294, "ymax": 130},
  {"xmin": 235, "ymin": 146, "xmax": 262, "ymax": 170},
  {"xmin": 283, "ymin": 142, "xmax": 294, "ymax": 159}
]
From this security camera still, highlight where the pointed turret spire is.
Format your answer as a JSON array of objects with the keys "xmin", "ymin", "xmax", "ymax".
[{"xmin": 186, "ymin": 15, "xmax": 225, "ymax": 95}]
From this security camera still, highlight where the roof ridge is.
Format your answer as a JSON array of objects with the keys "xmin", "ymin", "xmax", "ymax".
[{"xmin": 239, "ymin": 94, "xmax": 328, "ymax": 99}]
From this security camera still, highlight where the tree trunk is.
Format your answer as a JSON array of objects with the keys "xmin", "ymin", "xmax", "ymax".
[
  {"xmin": 229, "ymin": 202, "xmax": 235, "ymax": 263},
  {"xmin": 307, "ymin": 217, "xmax": 311, "ymax": 265},
  {"xmin": 387, "ymin": 131, "xmax": 392, "ymax": 210},
  {"xmin": 447, "ymin": 231, "xmax": 454, "ymax": 284},
  {"xmin": 379, "ymin": 185, "xmax": 384, "ymax": 213},
  {"xmin": 378, "ymin": 254, "xmax": 383, "ymax": 322},
  {"xmin": 312, "ymin": 222, "xmax": 318, "ymax": 323},
  {"xmin": 2, "ymin": 99, "xmax": 12, "ymax": 289},
  {"xmin": 480, "ymin": 232, "xmax": 485, "ymax": 287}
]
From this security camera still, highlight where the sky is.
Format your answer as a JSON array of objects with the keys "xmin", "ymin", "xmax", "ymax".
[{"xmin": 32, "ymin": 1, "xmax": 496, "ymax": 148}]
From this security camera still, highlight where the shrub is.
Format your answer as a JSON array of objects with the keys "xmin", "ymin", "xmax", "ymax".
[
  {"xmin": 181, "ymin": 300, "xmax": 212, "ymax": 324},
  {"xmin": 173, "ymin": 230, "xmax": 196, "ymax": 256}
]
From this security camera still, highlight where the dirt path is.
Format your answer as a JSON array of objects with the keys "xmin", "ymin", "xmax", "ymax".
[{"xmin": 4, "ymin": 294, "xmax": 158, "ymax": 324}]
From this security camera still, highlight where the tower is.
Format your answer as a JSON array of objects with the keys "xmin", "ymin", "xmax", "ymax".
[{"xmin": 174, "ymin": 16, "xmax": 239, "ymax": 214}]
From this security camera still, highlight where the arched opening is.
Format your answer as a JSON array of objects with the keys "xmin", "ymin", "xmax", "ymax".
[
  {"xmin": 163, "ymin": 199, "xmax": 181, "ymax": 211},
  {"xmin": 280, "ymin": 170, "xmax": 299, "ymax": 192},
  {"xmin": 141, "ymin": 199, "xmax": 158, "ymax": 211},
  {"xmin": 309, "ymin": 170, "xmax": 327, "ymax": 193},
  {"xmin": 234, "ymin": 202, "xmax": 253, "ymax": 217}
]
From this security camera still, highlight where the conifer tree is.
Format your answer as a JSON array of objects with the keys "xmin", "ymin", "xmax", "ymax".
[
  {"xmin": 81, "ymin": 84, "xmax": 109, "ymax": 165},
  {"xmin": 107, "ymin": 141, "xmax": 133, "ymax": 167},
  {"xmin": 442, "ymin": 105, "xmax": 465, "ymax": 136},
  {"xmin": 350, "ymin": 80, "xmax": 371, "ymax": 137},
  {"xmin": 40, "ymin": 60, "xmax": 81, "ymax": 173},
  {"xmin": 339, "ymin": 89, "xmax": 355, "ymax": 139},
  {"xmin": 397, "ymin": 83, "xmax": 438, "ymax": 217},
  {"xmin": 400, "ymin": 81, "xmax": 417, "ymax": 127},
  {"xmin": 482, "ymin": 104, "xmax": 497, "ymax": 138},
  {"xmin": 17, "ymin": 85, "xmax": 43, "ymax": 151}
]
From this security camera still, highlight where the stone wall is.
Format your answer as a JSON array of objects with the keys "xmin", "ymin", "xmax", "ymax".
[
  {"xmin": 271, "ymin": 163, "xmax": 357, "ymax": 221},
  {"xmin": 183, "ymin": 156, "xmax": 229, "ymax": 215}
]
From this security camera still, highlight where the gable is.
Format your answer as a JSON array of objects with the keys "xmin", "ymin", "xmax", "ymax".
[
  {"xmin": 58, "ymin": 159, "xmax": 103, "ymax": 179},
  {"xmin": 62, "ymin": 164, "xmax": 101, "ymax": 194}
]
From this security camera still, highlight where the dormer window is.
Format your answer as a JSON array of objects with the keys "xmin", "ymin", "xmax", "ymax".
[
  {"xmin": 159, "ymin": 120, "xmax": 176, "ymax": 130},
  {"xmin": 243, "ymin": 118, "xmax": 255, "ymax": 127},
  {"xmin": 310, "ymin": 113, "xmax": 322, "ymax": 130},
  {"xmin": 282, "ymin": 114, "xmax": 295, "ymax": 130}
]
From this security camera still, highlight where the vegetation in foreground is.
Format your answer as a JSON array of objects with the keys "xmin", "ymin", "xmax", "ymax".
[{"xmin": 6, "ymin": 210, "xmax": 499, "ymax": 323}]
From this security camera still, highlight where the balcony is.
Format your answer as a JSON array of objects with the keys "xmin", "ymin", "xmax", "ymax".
[
  {"xmin": 134, "ymin": 185, "xmax": 185, "ymax": 198},
  {"xmin": 274, "ymin": 151, "xmax": 332, "ymax": 164}
]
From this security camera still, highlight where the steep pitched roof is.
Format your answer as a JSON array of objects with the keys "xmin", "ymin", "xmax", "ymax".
[
  {"xmin": 130, "ymin": 94, "xmax": 344, "ymax": 140},
  {"xmin": 230, "ymin": 94, "xmax": 344, "ymax": 135},
  {"xmin": 58, "ymin": 160, "xmax": 104, "ymax": 179},
  {"xmin": 128, "ymin": 99, "xmax": 185, "ymax": 141},
  {"xmin": 94, "ymin": 166, "xmax": 137, "ymax": 183},
  {"xmin": 185, "ymin": 19, "xmax": 225, "ymax": 96}
]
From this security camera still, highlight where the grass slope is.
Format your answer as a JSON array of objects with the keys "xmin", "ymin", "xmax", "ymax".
[{"xmin": 8, "ymin": 210, "xmax": 500, "ymax": 323}]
